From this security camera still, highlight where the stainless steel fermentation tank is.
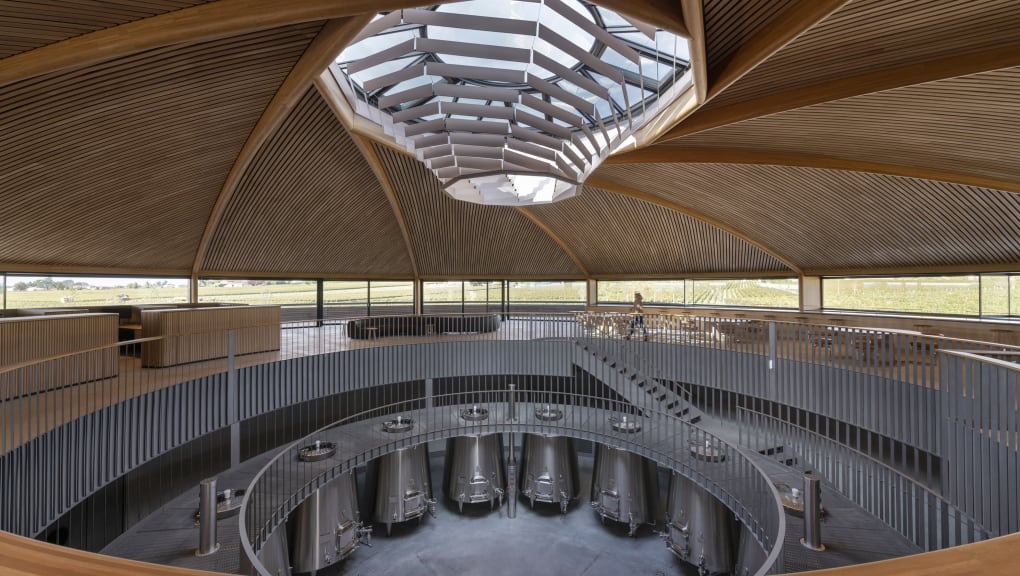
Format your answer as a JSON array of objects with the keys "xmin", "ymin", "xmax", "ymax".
[
  {"xmin": 374, "ymin": 444, "xmax": 435, "ymax": 535},
  {"xmin": 287, "ymin": 470, "xmax": 367, "ymax": 574},
  {"xmin": 665, "ymin": 471, "xmax": 738, "ymax": 575},
  {"xmin": 444, "ymin": 434, "xmax": 506, "ymax": 512},
  {"xmin": 734, "ymin": 522, "xmax": 768, "ymax": 576},
  {"xmin": 519, "ymin": 434, "xmax": 579, "ymax": 513},
  {"xmin": 590, "ymin": 444, "xmax": 659, "ymax": 536}
]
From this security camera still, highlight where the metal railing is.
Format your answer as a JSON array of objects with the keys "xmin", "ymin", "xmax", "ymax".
[
  {"xmin": 738, "ymin": 407, "xmax": 990, "ymax": 551},
  {"xmin": 1, "ymin": 310, "xmax": 1018, "ymax": 570},
  {"xmin": 238, "ymin": 391, "xmax": 786, "ymax": 576},
  {"xmin": 940, "ymin": 349, "xmax": 1020, "ymax": 539}
]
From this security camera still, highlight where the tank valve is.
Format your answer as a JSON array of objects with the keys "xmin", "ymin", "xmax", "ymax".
[
  {"xmin": 627, "ymin": 512, "xmax": 639, "ymax": 537},
  {"xmin": 493, "ymin": 487, "xmax": 505, "ymax": 509},
  {"xmin": 427, "ymin": 497, "xmax": 438, "ymax": 518},
  {"xmin": 559, "ymin": 491, "xmax": 569, "ymax": 514},
  {"xmin": 356, "ymin": 523, "xmax": 373, "ymax": 547}
]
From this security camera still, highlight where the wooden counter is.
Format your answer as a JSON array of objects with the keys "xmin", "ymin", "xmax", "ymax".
[
  {"xmin": 140, "ymin": 305, "xmax": 281, "ymax": 367},
  {"xmin": 0, "ymin": 313, "xmax": 119, "ymax": 397}
]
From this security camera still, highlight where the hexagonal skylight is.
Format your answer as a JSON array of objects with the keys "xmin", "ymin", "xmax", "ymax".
[{"xmin": 331, "ymin": 0, "xmax": 692, "ymax": 205}]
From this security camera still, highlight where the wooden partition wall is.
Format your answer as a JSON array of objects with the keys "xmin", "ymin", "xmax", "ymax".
[
  {"xmin": 140, "ymin": 306, "xmax": 281, "ymax": 368},
  {"xmin": 0, "ymin": 313, "xmax": 119, "ymax": 397}
]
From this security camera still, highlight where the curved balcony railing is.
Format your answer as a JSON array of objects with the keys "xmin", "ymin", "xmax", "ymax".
[
  {"xmin": 237, "ymin": 391, "xmax": 786, "ymax": 576},
  {"xmin": 0, "ymin": 311, "xmax": 1018, "ymax": 575}
]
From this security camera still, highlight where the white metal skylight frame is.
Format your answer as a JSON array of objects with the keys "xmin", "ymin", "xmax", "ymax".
[{"xmin": 331, "ymin": 0, "xmax": 693, "ymax": 205}]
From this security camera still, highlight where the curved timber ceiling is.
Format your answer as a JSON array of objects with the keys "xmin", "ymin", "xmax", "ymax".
[{"xmin": 2, "ymin": 0, "xmax": 1020, "ymax": 280}]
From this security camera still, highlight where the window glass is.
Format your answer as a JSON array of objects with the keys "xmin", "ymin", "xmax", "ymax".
[
  {"xmin": 596, "ymin": 280, "xmax": 683, "ymax": 305},
  {"xmin": 370, "ymin": 281, "xmax": 414, "ymax": 316},
  {"xmin": 507, "ymin": 281, "xmax": 585, "ymax": 313},
  {"xmin": 823, "ymin": 276, "xmax": 979, "ymax": 316},
  {"xmin": 423, "ymin": 281, "xmax": 464, "ymax": 314},
  {"xmin": 322, "ymin": 281, "xmax": 368, "ymax": 319},
  {"xmin": 6, "ymin": 275, "xmax": 189, "ymax": 309},
  {"xmin": 200, "ymin": 279, "xmax": 317, "ymax": 321},
  {"xmin": 689, "ymin": 278, "xmax": 798, "ymax": 309},
  {"xmin": 981, "ymin": 275, "xmax": 1009, "ymax": 317}
]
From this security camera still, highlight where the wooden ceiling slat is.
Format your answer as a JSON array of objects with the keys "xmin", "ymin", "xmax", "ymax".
[
  {"xmin": 203, "ymin": 89, "xmax": 413, "ymax": 276},
  {"xmin": 0, "ymin": 0, "xmax": 212, "ymax": 59},
  {"xmin": 374, "ymin": 145, "xmax": 585, "ymax": 278},
  {"xmin": 706, "ymin": 0, "xmax": 1020, "ymax": 108},
  {"xmin": 528, "ymin": 187, "xmax": 789, "ymax": 275},
  {"xmin": 663, "ymin": 66, "xmax": 1020, "ymax": 186},
  {"xmin": 702, "ymin": 0, "xmax": 797, "ymax": 71},
  {"xmin": 595, "ymin": 163, "xmax": 1020, "ymax": 272},
  {"xmin": 0, "ymin": 23, "xmax": 320, "ymax": 271}
]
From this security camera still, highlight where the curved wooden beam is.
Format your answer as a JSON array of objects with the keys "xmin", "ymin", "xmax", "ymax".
[
  {"xmin": 515, "ymin": 207, "xmax": 591, "ymax": 278},
  {"xmin": 706, "ymin": 0, "xmax": 850, "ymax": 102},
  {"xmin": 348, "ymin": 133, "xmax": 421, "ymax": 279},
  {"xmin": 585, "ymin": 175, "xmax": 802, "ymax": 274},
  {"xmin": 785, "ymin": 532, "xmax": 1020, "ymax": 576},
  {"xmin": 0, "ymin": 0, "xmax": 452, "ymax": 88},
  {"xmin": 680, "ymin": 0, "xmax": 707, "ymax": 103},
  {"xmin": 605, "ymin": 147, "xmax": 1020, "ymax": 195},
  {"xmin": 661, "ymin": 40, "xmax": 1020, "ymax": 141},
  {"xmin": 0, "ymin": 531, "xmax": 224, "ymax": 576},
  {"xmin": 191, "ymin": 15, "xmax": 374, "ymax": 275},
  {"xmin": 594, "ymin": 0, "xmax": 688, "ymax": 38}
]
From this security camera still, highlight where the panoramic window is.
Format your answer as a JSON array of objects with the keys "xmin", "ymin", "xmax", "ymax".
[
  {"xmin": 322, "ymin": 281, "xmax": 369, "ymax": 319},
  {"xmin": 688, "ymin": 278, "xmax": 799, "ymax": 309},
  {"xmin": 507, "ymin": 280, "xmax": 585, "ymax": 313},
  {"xmin": 4, "ymin": 275, "xmax": 189, "ymax": 309},
  {"xmin": 369, "ymin": 281, "xmax": 415, "ymax": 316},
  {"xmin": 596, "ymin": 280, "xmax": 684, "ymax": 305},
  {"xmin": 823, "ymin": 276, "xmax": 980, "ymax": 316},
  {"xmin": 199, "ymin": 279, "xmax": 317, "ymax": 320},
  {"xmin": 332, "ymin": 0, "xmax": 692, "ymax": 205}
]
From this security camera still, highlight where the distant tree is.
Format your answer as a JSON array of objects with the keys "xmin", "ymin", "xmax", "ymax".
[
  {"xmin": 58, "ymin": 280, "xmax": 74, "ymax": 290},
  {"xmin": 127, "ymin": 282, "xmax": 139, "ymax": 289},
  {"xmin": 13, "ymin": 282, "xmax": 27, "ymax": 291}
]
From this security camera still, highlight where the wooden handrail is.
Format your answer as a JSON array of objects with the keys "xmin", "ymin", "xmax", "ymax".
[
  {"xmin": 787, "ymin": 532, "xmax": 1020, "ymax": 575},
  {"xmin": 0, "ymin": 531, "xmax": 227, "ymax": 576}
]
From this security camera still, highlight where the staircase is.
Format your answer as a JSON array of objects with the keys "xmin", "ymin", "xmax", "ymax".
[{"xmin": 572, "ymin": 339, "xmax": 703, "ymax": 424}]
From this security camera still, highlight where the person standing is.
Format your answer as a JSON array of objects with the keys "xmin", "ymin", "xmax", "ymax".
[{"xmin": 626, "ymin": 292, "xmax": 648, "ymax": 341}]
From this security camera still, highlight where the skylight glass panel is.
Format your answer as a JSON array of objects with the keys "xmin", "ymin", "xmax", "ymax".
[{"xmin": 332, "ymin": 0, "xmax": 693, "ymax": 206}]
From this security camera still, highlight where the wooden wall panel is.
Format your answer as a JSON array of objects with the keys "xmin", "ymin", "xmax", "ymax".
[
  {"xmin": 375, "ymin": 145, "xmax": 585, "ymax": 278},
  {"xmin": 702, "ymin": 0, "xmax": 797, "ymax": 72},
  {"xmin": 668, "ymin": 66, "xmax": 1020, "ymax": 184},
  {"xmin": 0, "ymin": 314, "xmax": 118, "ymax": 394},
  {"xmin": 140, "ymin": 305, "xmax": 280, "ymax": 368},
  {"xmin": 0, "ymin": 23, "xmax": 322, "ymax": 272},
  {"xmin": 707, "ymin": 0, "xmax": 1020, "ymax": 107},
  {"xmin": 529, "ymin": 186, "xmax": 790, "ymax": 275},
  {"xmin": 0, "ymin": 0, "xmax": 213, "ymax": 59},
  {"xmin": 202, "ymin": 89, "xmax": 414, "ymax": 276},
  {"xmin": 594, "ymin": 163, "xmax": 1020, "ymax": 272}
]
